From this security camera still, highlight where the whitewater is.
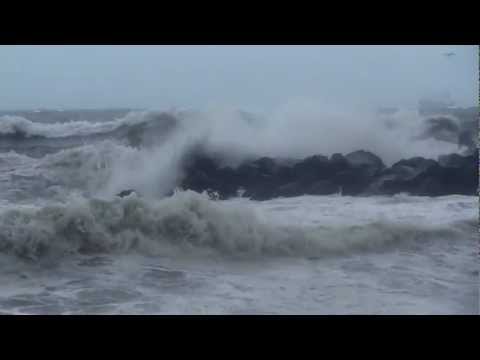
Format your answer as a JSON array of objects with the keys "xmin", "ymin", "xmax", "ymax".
[{"xmin": 0, "ymin": 108, "xmax": 477, "ymax": 314}]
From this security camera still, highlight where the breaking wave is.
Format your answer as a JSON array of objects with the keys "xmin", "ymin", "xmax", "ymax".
[
  {"xmin": 1, "ymin": 105, "xmax": 467, "ymax": 165},
  {"xmin": 0, "ymin": 111, "xmax": 180, "ymax": 146},
  {"xmin": 0, "ymin": 108, "xmax": 472, "ymax": 202},
  {"xmin": 0, "ymin": 190, "xmax": 474, "ymax": 261},
  {"xmin": 0, "ymin": 112, "xmax": 140, "ymax": 138}
]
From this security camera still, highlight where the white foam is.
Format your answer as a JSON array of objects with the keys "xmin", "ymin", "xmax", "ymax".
[
  {"xmin": 0, "ymin": 192, "xmax": 476, "ymax": 314},
  {"xmin": 0, "ymin": 190, "xmax": 475, "ymax": 261},
  {"xmin": 181, "ymin": 102, "xmax": 463, "ymax": 166},
  {"xmin": 1, "ymin": 103, "xmax": 464, "ymax": 167},
  {"xmin": 0, "ymin": 111, "xmax": 150, "ymax": 138}
]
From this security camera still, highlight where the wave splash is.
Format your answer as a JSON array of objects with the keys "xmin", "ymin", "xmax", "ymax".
[
  {"xmin": 0, "ymin": 190, "xmax": 472, "ymax": 261},
  {"xmin": 0, "ymin": 105, "xmax": 473, "ymax": 202},
  {"xmin": 0, "ymin": 111, "xmax": 150, "ymax": 138}
]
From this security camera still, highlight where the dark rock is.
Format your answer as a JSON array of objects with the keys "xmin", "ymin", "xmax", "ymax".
[
  {"xmin": 276, "ymin": 164, "xmax": 296, "ymax": 184},
  {"xmin": 293, "ymin": 155, "xmax": 331, "ymax": 182},
  {"xmin": 187, "ymin": 155, "xmax": 219, "ymax": 175},
  {"xmin": 330, "ymin": 153, "xmax": 349, "ymax": 168},
  {"xmin": 244, "ymin": 182, "xmax": 281, "ymax": 201},
  {"xmin": 332, "ymin": 169, "xmax": 371, "ymax": 195},
  {"xmin": 458, "ymin": 130, "xmax": 476, "ymax": 152},
  {"xmin": 345, "ymin": 150, "xmax": 385, "ymax": 177},
  {"xmin": 366, "ymin": 157, "xmax": 436, "ymax": 195},
  {"xmin": 416, "ymin": 107, "xmax": 477, "ymax": 153},
  {"xmin": 435, "ymin": 152, "xmax": 478, "ymax": 195},
  {"xmin": 117, "ymin": 189, "xmax": 136, "ymax": 198},
  {"xmin": 180, "ymin": 149, "xmax": 245, "ymax": 199},
  {"xmin": 275, "ymin": 181, "xmax": 305, "ymax": 198},
  {"xmin": 236, "ymin": 157, "xmax": 278, "ymax": 183},
  {"xmin": 438, "ymin": 153, "xmax": 472, "ymax": 168},
  {"xmin": 418, "ymin": 117, "xmax": 459, "ymax": 144},
  {"xmin": 393, "ymin": 157, "xmax": 438, "ymax": 170},
  {"xmin": 373, "ymin": 152, "xmax": 477, "ymax": 196},
  {"xmin": 307, "ymin": 180, "xmax": 340, "ymax": 195},
  {"xmin": 390, "ymin": 157, "xmax": 438, "ymax": 179},
  {"xmin": 321, "ymin": 151, "xmax": 387, "ymax": 195},
  {"xmin": 209, "ymin": 166, "xmax": 241, "ymax": 199},
  {"xmin": 180, "ymin": 153, "xmax": 221, "ymax": 192},
  {"xmin": 252, "ymin": 157, "xmax": 277, "ymax": 175},
  {"xmin": 179, "ymin": 147, "xmax": 478, "ymax": 200}
]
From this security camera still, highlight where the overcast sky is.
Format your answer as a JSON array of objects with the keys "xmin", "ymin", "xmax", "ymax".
[{"xmin": 0, "ymin": 45, "xmax": 477, "ymax": 111}]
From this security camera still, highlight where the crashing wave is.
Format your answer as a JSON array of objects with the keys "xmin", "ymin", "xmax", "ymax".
[
  {"xmin": 0, "ymin": 111, "xmax": 179, "ymax": 142},
  {"xmin": 0, "ymin": 190, "xmax": 473, "ymax": 261}
]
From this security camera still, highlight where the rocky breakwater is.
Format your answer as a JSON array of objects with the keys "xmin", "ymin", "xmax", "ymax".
[{"xmin": 179, "ymin": 148, "xmax": 479, "ymax": 200}]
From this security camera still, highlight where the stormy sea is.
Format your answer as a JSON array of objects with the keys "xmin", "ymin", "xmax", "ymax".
[{"xmin": 0, "ymin": 104, "xmax": 478, "ymax": 315}]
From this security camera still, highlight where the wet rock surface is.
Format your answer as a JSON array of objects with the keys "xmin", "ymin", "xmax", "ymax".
[{"xmin": 179, "ymin": 148, "xmax": 478, "ymax": 200}]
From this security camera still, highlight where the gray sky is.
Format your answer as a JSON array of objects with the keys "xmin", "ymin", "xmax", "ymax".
[{"xmin": 0, "ymin": 45, "xmax": 477, "ymax": 111}]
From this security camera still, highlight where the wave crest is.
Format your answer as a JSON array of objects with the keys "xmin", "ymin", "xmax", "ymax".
[
  {"xmin": 0, "ymin": 111, "xmax": 179, "ymax": 142},
  {"xmin": 0, "ymin": 190, "xmax": 471, "ymax": 261}
]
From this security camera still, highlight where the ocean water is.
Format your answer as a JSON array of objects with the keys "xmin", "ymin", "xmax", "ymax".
[{"xmin": 0, "ymin": 109, "xmax": 477, "ymax": 315}]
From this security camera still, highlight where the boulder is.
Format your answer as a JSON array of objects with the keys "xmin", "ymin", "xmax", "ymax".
[
  {"xmin": 275, "ymin": 181, "xmax": 305, "ymax": 198},
  {"xmin": 180, "ymin": 153, "xmax": 223, "ymax": 196},
  {"xmin": 243, "ymin": 182, "xmax": 281, "ymax": 201},
  {"xmin": 374, "ymin": 152, "xmax": 477, "ymax": 196},
  {"xmin": 307, "ymin": 180, "xmax": 340, "ymax": 195},
  {"xmin": 345, "ymin": 150, "xmax": 385, "ymax": 177},
  {"xmin": 438, "ymin": 153, "xmax": 472, "ymax": 168},
  {"xmin": 212, "ymin": 166, "xmax": 241, "ymax": 199},
  {"xmin": 293, "ymin": 155, "xmax": 331, "ymax": 182},
  {"xmin": 178, "ymin": 148, "xmax": 478, "ymax": 200},
  {"xmin": 366, "ymin": 157, "xmax": 439, "ymax": 195},
  {"xmin": 252, "ymin": 157, "xmax": 277, "ymax": 175},
  {"xmin": 331, "ymin": 169, "xmax": 371, "ymax": 195},
  {"xmin": 329, "ymin": 153, "xmax": 349, "ymax": 172},
  {"xmin": 390, "ymin": 157, "xmax": 438, "ymax": 179}
]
